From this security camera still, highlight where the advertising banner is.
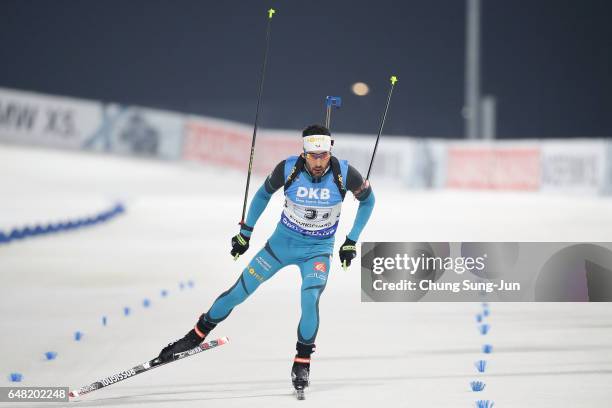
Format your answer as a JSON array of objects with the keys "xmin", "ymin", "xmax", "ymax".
[
  {"xmin": 404, "ymin": 139, "xmax": 448, "ymax": 188},
  {"xmin": 0, "ymin": 87, "xmax": 102, "ymax": 150},
  {"xmin": 183, "ymin": 116, "xmax": 300, "ymax": 175},
  {"xmin": 605, "ymin": 141, "xmax": 612, "ymax": 195},
  {"xmin": 332, "ymin": 134, "xmax": 418, "ymax": 184},
  {"xmin": 81, "ymin": 105, "xmax": 185, "ymax": 160},
  {"xmin": 445, "ymin": 143, "xmax": 541, "ymax": 190},
  {"xmin": 540, "ymin": 140, "xmax": 608, "ymax": 194}
]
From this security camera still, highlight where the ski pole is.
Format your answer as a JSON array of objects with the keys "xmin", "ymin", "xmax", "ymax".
[
  {"xmin": 240, "ymin": 8, "xmax": 276, "ymax": 226},
  {"xmin": 365, "ymin": 75, "xmax": 398, "ymax": 180}
]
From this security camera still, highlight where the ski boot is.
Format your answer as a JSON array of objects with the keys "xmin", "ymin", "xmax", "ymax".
[
  {"xmin": 291, "ymin": 342, "xmax": 315, "ymax": 400},
  {"xmin": 291, "ymin": 358, "xmax": 310, "ymax": 400},
  {"xmin": 158, "ymin": 318, "xmax": 216, "ymax": 362}
]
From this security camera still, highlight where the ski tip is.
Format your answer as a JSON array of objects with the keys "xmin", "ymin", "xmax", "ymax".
[
  {"xmin": 218, "ymin": 336, "xmax": 230, "ymax": 345},
  {"xmin": 69, "ymin": 390, "xmax": 78, "ymax": 398}
]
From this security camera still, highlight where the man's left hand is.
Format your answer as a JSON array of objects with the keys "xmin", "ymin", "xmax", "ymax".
[{"xmin": 339, "ymin": 237, "xmax": 357, "ymax": 271}]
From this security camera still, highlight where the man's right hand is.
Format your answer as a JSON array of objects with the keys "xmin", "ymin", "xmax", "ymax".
[{"xmin": 230, "ymin": 233, "xmax": 250, "ymax": 260}]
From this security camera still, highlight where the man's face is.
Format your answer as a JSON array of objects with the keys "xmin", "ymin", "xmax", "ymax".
[{"xmin": 303, "ymin": 151, "xmax": 331, "ymax": 177}]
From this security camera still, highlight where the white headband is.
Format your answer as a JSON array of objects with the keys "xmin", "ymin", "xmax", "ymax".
[{"xmin": 303, "ymin": 134, "xmax": 332, "ymax": 152}]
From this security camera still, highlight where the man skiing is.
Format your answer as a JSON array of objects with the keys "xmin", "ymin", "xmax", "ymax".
[{"xmin": 158, "ymin": 124, "xmax": 375, "ymax": 394}]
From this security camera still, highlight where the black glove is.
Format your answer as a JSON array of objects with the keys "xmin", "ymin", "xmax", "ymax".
[
  {"xmin": 339, "ymin": 237, "xmax": 357, "ymax": 270},
  {"xmin": 231, "ymin": 233, "xmax": 250, "ymax": 260}
]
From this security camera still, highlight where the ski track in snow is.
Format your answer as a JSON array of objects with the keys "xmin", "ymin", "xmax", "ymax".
[{"xmin": 1, "ymin": 144, "xmax": 612, "ymax": 407}]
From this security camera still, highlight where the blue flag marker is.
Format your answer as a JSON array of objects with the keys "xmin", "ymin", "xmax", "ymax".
[
  {"xmin": 9, "ymin": 372, "xmax": 23, "ymax": 382},
  {"xmin": 475, "ymin": 360, "xmax": 487, "ymax": 373},
  {"xmin": 45, "ymin": 351, "xmax": 58, "ymax": 361},
  {"xmin": 470, "ymin": 381, "xmax": 486, "ymax": 392}
]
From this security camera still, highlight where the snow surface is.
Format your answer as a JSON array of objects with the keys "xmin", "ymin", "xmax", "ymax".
[{"xmin": 1, "ymin": 144, "xmax": 611, "ymax": 407}]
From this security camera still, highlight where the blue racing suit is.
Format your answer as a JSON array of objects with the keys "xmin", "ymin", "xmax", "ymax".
[{"xmin": 202, "ymin": 155, "xmax": 375, "ymax": 344}]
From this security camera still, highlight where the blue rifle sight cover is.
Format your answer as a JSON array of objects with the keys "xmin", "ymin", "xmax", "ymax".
[{"xmin": 325, "ymin": 96, "xmax": 342, "ymax": 108}]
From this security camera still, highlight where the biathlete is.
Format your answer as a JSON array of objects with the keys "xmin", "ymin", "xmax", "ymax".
[{"xmin": 158, "ymin": 124, "xmax": 375, "ymax": 392}]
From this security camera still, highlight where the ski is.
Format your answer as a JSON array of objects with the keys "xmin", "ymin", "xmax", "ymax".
[{"xmin": 69, "ymin": 336, "xmax": 229, "ymax": 398}]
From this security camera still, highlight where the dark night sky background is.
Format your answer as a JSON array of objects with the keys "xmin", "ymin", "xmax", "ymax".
[{"xmin": 1, "ymin": 0, "xmax": 611, "ymax": 138}]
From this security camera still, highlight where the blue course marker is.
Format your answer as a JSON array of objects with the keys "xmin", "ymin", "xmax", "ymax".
[
  {"xmin": 123, "ymin": 307, "xmax": 131, "ymax": 316},
  {"xmin": 10, "ymin": 228, "xmax": 24, "ymax": 240},
  {"xmin": 470, "ymin": 381, "xmax": 486, "ymax": 392},
  {"xmin": 161, "ymin": 290, "xmax": 168, "ymax": 297},
  {"xmin": 482, "ymin": 344, "xmax": 493, "ymax": 354},
  {"xmin": 187, "ymin": 280, "xmax": 194, "ymax": 288},
  {"xmin": 475, "ymin": 400, "xmax": 494, "ymax": 408},
  {"xmin": 9, "ymin": 372, "xmax": 23, "ymax": 382},
  {"xmin": 74, "ymin": 331, "xmax": 83, "ymax": 341},
  {"xmin": 179, "ymin": 282, "xmax": 185, "ymax": 290},
  {"xmin": 45, "ymin": 351, "xmax": 58, "ymax": 361},
  {"xmin": 475, "ymin": 360, "xmax": 487, "ymax": 373},
  {"xmin": 102, "ymin": 316, "xmax": 108, "ymax": 326},
  {"xmin": 479, "ymin": 324, "xmax": 490, "ymax": 335},
  {"xmin": 476, "ymin": 314, "xmax": 483, "ymax": 323},
  {"xmin": 114, "ymin": 203, "xmax": 126, "ymax": 214},
  {"xmin": 143, "ymin": 299, "xmax": 151, "ymax": 308}
]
